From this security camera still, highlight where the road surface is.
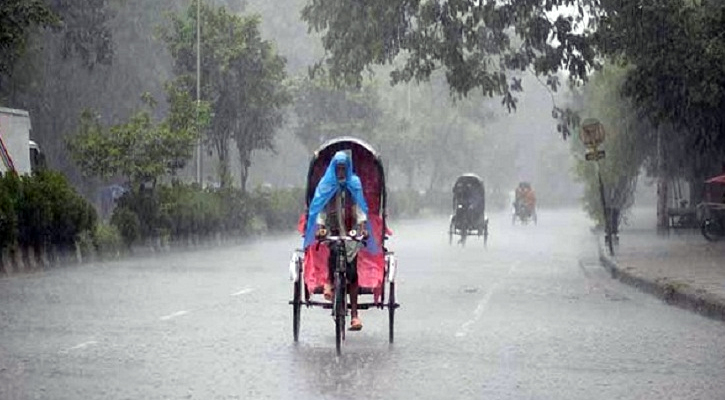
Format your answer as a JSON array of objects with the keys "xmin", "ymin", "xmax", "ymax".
[{"xmin": 1, "ymin": 209, "xmax": 724, "ymax": 399}]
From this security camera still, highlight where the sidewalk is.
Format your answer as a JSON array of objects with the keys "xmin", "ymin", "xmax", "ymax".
[{"xmin": 598, "ymin": 207, "xmax": 725, "ymax": 322}]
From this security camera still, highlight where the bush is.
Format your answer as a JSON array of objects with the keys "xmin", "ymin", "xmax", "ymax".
[
  {"xmin": 0, "ymin": 173, "xmax": 20, "ymax": 250},
  {"xmin": 111, "ymin": 182, "xmax": 252, "ymax": 246},
  {"xmin": 110, "ymin": 206, "xmax": 141, "ymax": 248},
  {"xmin": 93, "ymin": 223, "xmax": 122, "ymax": 257},
  {"xmin": 37, "ymin": 172, "xmax": 97, "ymax": 249},
  {"xmin": 249, "ymin": 186, "xmax": 305, "ymax": 232},
  {"xmin": 0, "ymin": 171, "xmax": 97, "ymax": 258},
  {"xmin": 113, "ymin": 187, "xmax": 162, "ymax": 241},
  {"xmin": 216, "ymin": 187, "xmax": 249, "ymax": 235}
]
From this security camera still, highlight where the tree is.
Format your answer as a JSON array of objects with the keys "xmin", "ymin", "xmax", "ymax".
[
  {"xmin": 594, "ymin": 0, "xmax": 725, "ymax": 204},
  {"xmin": 160, "ymin": 1, "xmax": 290, "ymax": 191},
  {"xmin": 596, "ymin": 0, "xmax": 725, "ymax": 144},
  {"xmin": 0, "ymin": 0, "xmax": 57, "ymax": 92},
  {"xmin": 571, "ymin": 66, "xmax": 654, "ymax": 228},
  {"xmin": 291, "ymin": 73, "xmax": 382, "ymax": 151},
  {"xmin": 1, "ymin": 0, "xmax": 114, "ymax": 97},
  {"xmin": 67, "ymin": 89, "xmax": 209, "ymax": 189},
  {"xmin": 301, "ymin": 0, "xmax": 601, "ymax": 134}
]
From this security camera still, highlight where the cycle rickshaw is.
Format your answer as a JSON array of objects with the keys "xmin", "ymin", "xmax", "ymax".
[
  {"xmin": 512, "ymin": 181, "xmax": 537, "ymax": 225},
  {"xmin": 448, "ymin": 173, "xmax": 489, "ymax": 246},
  {"xmin": 289, "ymin": 137, "xmax": 399, "ymax": 354}
]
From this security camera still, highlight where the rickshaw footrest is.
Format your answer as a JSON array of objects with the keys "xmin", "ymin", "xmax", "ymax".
[{"xmin": 291, "ymin": 300, "xmax": 400, "ymax": 310}]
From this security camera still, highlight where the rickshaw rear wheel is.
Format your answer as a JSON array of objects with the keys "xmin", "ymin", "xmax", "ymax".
[
  {"xmin": 449, "ymin": 218, "xmax": 455, "ymax": 245},
  {"xmin": 388, "ymin": 282, "xmax": 395, "ymax": 343}
]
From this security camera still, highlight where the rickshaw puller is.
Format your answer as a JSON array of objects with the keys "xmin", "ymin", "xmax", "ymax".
[{"xmin": 305, "ymin": 151, "xmax": 371, "ymax": 331}]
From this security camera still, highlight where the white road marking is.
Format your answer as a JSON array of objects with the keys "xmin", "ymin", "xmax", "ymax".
[
  {"xmin": 230, "ymin": 287, "xmax": 255, "ymax": 296},
  {"xmin": 455, "ymin": 261, "xmax": 519, "ymax": 338},
  {"xmin": 160, "ymin": 310, "xmax": 189, "ymax": 321},
  {"xmin": 60, "ymin": 341, "xmax": 98, "ymax": 353}
]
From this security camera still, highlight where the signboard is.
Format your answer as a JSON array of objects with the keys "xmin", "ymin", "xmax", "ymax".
[
  {"xmin": 579, "ymin": 118, "xmax": 605, "ymax": 148},
  {"xmin": 585, "ymin": 150, "xmax": 606, "ymax": 161}
]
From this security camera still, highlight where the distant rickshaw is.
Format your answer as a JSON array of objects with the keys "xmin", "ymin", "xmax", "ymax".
[
  {"xmin": 448, "ymin": 174, "xmax": 489, "ymax": 246},
  {"xmin": 512, "ymin": 181, "xmax": 537, "ymax": 225}
]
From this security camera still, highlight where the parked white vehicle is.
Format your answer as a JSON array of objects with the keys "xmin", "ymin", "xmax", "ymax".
[{"xmin": 0, "ymin": 107, "xmax": 42, "ymax": 174}]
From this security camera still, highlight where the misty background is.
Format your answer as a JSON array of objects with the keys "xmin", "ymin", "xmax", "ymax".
[{"xmin": 2, "ymin": 0, "xmax": 584, "ymax": 217}]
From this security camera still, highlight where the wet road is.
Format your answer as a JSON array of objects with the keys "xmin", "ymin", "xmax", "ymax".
[{"xmin": 2, "ymin": 209, "xmax": 725, "ymax": 399}]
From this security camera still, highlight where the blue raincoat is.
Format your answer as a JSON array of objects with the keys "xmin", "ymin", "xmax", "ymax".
[{"xmin": 303, "ymin": 151, "xmax": 378, "ymax": 253}]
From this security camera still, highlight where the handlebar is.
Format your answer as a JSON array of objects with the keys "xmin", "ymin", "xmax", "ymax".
[{"xmin": 315, "ymin": 231, "xmax": 368, "ymax": 250}]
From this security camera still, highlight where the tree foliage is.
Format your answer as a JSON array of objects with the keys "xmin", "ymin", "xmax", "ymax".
[
  {"xmin": 571, "ymin": 66, "xmax": 653, "ymax": 227},
  {"xmin": 301, "ymin": 0, "xmax": 601, "ymax": 134},
  {"xmin": 291, "ymin": 73, "xmax": 382, "ymax": 151},
  {"xmin": 0, "ymin": 0, "xmax": 114, "ymax": 95},
  {"xmin": 596, "ymin": 0, "xmax": 725, "ymax": 157},
  {"xmin": 0, "ymin": 0, "xmax": 57, "ymax": 90},
  {"xmin": 67, "ymin": 89, "xmax": 209, "ymax": 187},
  {"xmin": 160, "ymin": 0, "xmax": 290, "ymax": 190}
]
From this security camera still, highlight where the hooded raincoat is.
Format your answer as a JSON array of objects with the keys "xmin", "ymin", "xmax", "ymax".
[{"xmin": 303, "ymin": 151, "xmax": 378, "ymax": 253}]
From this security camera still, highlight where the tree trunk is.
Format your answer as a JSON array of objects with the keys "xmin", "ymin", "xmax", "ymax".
[
  {"xmin": 240, "ymin": 158, "xmax": 250, "ymax": 193},
  {"xmin": 217, "ymin": 159, "xmax": 231, "ymax": 188},
  {"xmin": 657, "ymin": 178, "xmax": 669, "ymax": 232},
  {"xmin": 214, "ymin": 136, "xmax": 230, "ymax": 188}
]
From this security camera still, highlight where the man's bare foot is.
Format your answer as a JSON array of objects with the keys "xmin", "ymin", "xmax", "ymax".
[
  {"xmin": 350, "ymin": 317, "xmax": 363, "ymax": 331},
  {"xmin": 323, "ymin": 283, "xmax": 334, "ymax": 301}
]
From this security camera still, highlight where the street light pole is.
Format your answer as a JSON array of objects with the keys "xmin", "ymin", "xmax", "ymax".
[
  {"xmin": 596, "ymin": 160, "xmax": 614, "ymax": 255},
  {"xmin": 196, "ymin": 0, "xmax": 203, "ymax": 186}
]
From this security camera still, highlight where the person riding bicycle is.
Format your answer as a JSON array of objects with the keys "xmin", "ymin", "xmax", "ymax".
[
  {"xmin": 514, "ymin": 182, "xmax": 536, "ymax": 217},
  {"xmin": 303, "ymin": 151, "xmax": 374, "ymax": 331},
  {"xmin": 453, "ymin": 181, "xmax": 472, "ymax": 227}
]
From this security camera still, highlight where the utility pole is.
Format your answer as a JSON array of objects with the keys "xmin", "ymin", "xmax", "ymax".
[
  {"xmin": 196, "ymin": 0, "xmax": 203, "ymax": 186},
  {"xmin": 580, "ymin": 118, "xmax": 613, "ymax": 256}
]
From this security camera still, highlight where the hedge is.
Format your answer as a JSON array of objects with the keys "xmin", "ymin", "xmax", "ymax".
[{"xmin": 0, "ymin": 171, "xmax": 97, "ymax": 269}]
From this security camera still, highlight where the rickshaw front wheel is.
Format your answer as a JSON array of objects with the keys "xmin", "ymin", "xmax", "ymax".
[
  {"xmin": 292, "ymin": 276, "xmax": 302, "ymax": 342},
  {"xmin": 334, "ymin": 272, "xmax": 347, "ymax": 355},
  {"xmin": 483, "ymin": 220, "xmax": 489, "ymax": 247}
]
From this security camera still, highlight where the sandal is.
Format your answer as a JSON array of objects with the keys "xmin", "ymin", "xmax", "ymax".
[
  {"xmin": 323, "ymin": 283, "xmax": 334, "ymax": 301},
  {"xmin": 350, "ymin": 317, "xmax": 363, "ymax": 331}
]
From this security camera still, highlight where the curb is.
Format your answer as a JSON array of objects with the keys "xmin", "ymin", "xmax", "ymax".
[{"xmin": 597, "ymin": 238, "xmax": 725, "ymax": 323}]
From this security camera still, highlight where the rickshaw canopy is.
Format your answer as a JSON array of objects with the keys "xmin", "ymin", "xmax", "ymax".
[{"xmin": 453, "ymin": 173, "xmax": 485, "ymax": 195}]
